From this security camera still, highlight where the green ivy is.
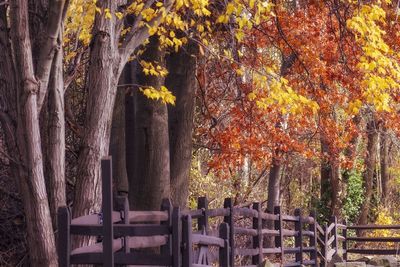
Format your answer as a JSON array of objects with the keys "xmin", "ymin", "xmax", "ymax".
[{"xmin": 343, "ymin": 169, "xmax": 364, "ymax": 223}]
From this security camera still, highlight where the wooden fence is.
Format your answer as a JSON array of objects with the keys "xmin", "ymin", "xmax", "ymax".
[
  {"xmin": 57, "ymin": 157, "xmax": 400, "ymax": 266},
  {"xmin": 184, "ymin": 197, "xmax": 321, "ymax": 266},
  {"xmin": 322, "ymin": 217, "xmax": 346, "ymax": 262},
  {"xmin": 345, "ymin": 224, "xmax": 400, "ymax": 258}
]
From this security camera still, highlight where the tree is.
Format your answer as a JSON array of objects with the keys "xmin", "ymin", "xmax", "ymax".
[
  {"xmin": 167, "ymin": 40, "xmax": 199, "ymax": 207},
  {"xmin": 358, "ymin": 118, "xmax": 379, "ymax": 229},
  {"xmin": 380, "ymin": 125, "xmax": 390, "ymax": 205},
  {"xmin": 0, "ymin": 0, "xmax": 67, "ymax": 265},
  {"xmin": 71, "ymin": 0, "xmax": 176, "ymax": 247},
  {"xmin": 127, "ymin": 36, "xmax": 171, "ymax": 211}
]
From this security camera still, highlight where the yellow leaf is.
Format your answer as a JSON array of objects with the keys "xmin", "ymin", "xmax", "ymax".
[{"xmin": 115, "ymin": 12, "xmax": 123, "ymax": 20}]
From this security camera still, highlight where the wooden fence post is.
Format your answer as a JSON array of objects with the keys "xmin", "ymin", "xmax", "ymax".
[
  {"xmin": 343, "ymin": 219, "xmax": 347, "ymax": 261},
  {"xmin": 101, "ymin": 157, "xmax": 114, "ymax": 266},
  {"xmin": 161, "ymin": 198, "xmax": 173, "ymax": 256},
  {"xmin": 294, "ymin": 208, "xmax": 303, "ymax": 265},
  {"xmin": 198, "ymin": 197, "xmax": 208, "ymax": 232},
  {"xmin": 115, "ymin": 195, "xmax": 130, "ymax": 255},
  {"xmin": 323, "ymin": 222, "xmax": 328, "ymax": 266},
  {"xmin": 252, "ymin": 202, "xmax": 262, "ymax": 265},
  {"xmin": 223, "ymin": 198, "xmax": 234, "ymax": 265},
  {"xmin": 172, "ymin": 207, "xmax": 181, "ymax": 267},
  {"xmin": 57, "ymin": 206, "xmax": 70, "ymax": 267},
  {"xmin": 274, "ymin": 206, "xmax": 284, "ymax": 263},
  {"xmin": 309, "ymin": 211, "xmax": 318, "ymax": 267},
  {"xmin": 331, "ymin": 216, "xmax": 339, "ymax": 253},
  {"xmin": 183, "ymin": 215, "xmax": 193, "ymax": 267},
  {"xmin": 219, "ymin": 222, "xmax": 230, "ymax": 267}
]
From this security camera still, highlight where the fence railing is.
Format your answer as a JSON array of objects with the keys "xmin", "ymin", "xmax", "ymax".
[
  {"xmin": 323, "ymin": 217, "xmax": 346, "ymax": 262},
  {"xmin": 345, "ymin": 224, "xmax": 400, "ymax": 258},
  {"xmin": 184, "ymin": 197, "xmax": 321, "ymax": 266},
  {"xmin": 57, "ymin": 157, "xmax": 400, "ymax": 266}
]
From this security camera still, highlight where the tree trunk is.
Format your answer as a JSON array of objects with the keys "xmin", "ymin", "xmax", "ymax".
[
  {"xmin": 358, "ymin": 119, "xmax": 378, "ymax": 228},
  {"xmin": 72, "ymin": 0, "xmax": 119, "ymax": 247},
  {"xmin": 380, "ymin": 126, "xmax": 389, "ymax": 205},
  {"xmin": 45, "ymin": 39, "xmax": 66, "ymax": 230},
  {"xmin": 264, "ymin": 158, "xmax": 282, "ymax": 248},
  {"xmin": 72, "ymin": 0, "xmax": 173, "ymax": 225},
  {"xmin": 267, "ymin": 158, "xmax": 282, "ymax": 213},
  {"xmin": 320, "ymin": 136, "xmax": 341, "ymax": 218},
  {"xmin": 125, "ymin": 62, "xmax": 137, "ymax": 197},
  {"xmin": 127, "ymin": 36, "xmax": 170, "ymax": 210},
  {"xmin": 110, "ymin": 79, "xmax": 129, "ymax": 194},
  {"xmin": 8, "ymin": 1, "xmax": 59, "ymax": 265},
  {"xmin": 342, "ymin": 115, "xmax": 361, "ymax": 206},
  {"xmin": 264, "ymin": 54, "xmax": 296, "ymax": 247},
  {"xmin": 166, "ymin": 40, "xmax": 198, "ymax": 207}
]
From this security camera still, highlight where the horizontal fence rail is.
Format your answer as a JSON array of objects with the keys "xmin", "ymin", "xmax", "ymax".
[{"xmin": 345, "ymin": 224, "xmax": 400, "ymax": 257}]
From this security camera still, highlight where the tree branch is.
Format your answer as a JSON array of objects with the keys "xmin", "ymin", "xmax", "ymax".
[
  {"xmin": 118, "ymin": 0, "xmax": 175, "ymax": 69},
  {"xmin": 36, "ymin": 0, "xmax": 67, "ymax": 112},
  {"xmin": 9, "ymin": 0, "xmax": 37, "ymax": 97}
]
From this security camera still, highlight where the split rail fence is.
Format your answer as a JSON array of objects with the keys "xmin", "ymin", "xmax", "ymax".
[{"xmin": 58, "ymin": 157, "xmax": 400, "ymax": 266}]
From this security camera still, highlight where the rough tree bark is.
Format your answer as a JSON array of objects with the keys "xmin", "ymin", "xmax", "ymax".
[
  {"xmin": 45, "ymin": 40, "xmax": 66, "ymax": 230},
  {"xmin": 127, "ymin": 36, "xmax": 170, "ymax": 211},
  {"xmin": 125, "ymin": 62, "xmax": 137, "ymax": 198},
  {"xmin": 166, "ymin": 40, "xmax": 198, "ymax": 207},
  {"xmin": 110, "ymin": 79, "xmax": 129, "ymax": 194},
  {"xmin": 72, "ymin": 0, "xmax": 175, "ymax": 233},
  {"xmin": 35, "ymin": 2, "xmax": 68, "ymax": 231},
  {"xmin": 1, "ymin": 0, "xmax": 66, "ymax": 265},
  {"xmin": 358, "ymin": 119, "xmax": 378, "ymax": 229},
  {"xmin": 72, "ymin": 1, "xmax": 120, "ymax": 244},
  {"xmin": 380, "ymin": 126, "xmax": 390, "ymax": 205}
]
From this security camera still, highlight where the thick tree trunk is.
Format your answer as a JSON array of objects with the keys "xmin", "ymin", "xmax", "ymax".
[
  {"xmin": 358, "ymin": 119, "xmax": 378, "ymax": 228},
  {"xmin": 72, "ymin": 0, "xmax": 174, "ymax": 242},
  {"xmin": 8, "ymin": 1, "xmax": 58, "ymax": 265},
  {"xmin": 110, "ymin": 81, "xmax": 129, "ymax": 194},
  {"xmin": 72, "ymin": 0, "xmax": 119, "ymax": 247},
  {"xmin": 125, "ymin": 62, "xmax": 137, "ymax": 196},
  {"xmin": 128, "ymin": 36, "xmax": 170, "ymax": 210},
  {"xmin": 380, "ymin": 126, "xmax": 389, "ymax": 205},
  {"xmin": 74, "ymin": 40, "xmax": 117, "ymax": 208},
  {"xmin": 14, "ymin": 109, "xmax": 57, "ymax": 266},
  {"xmin": 166, "ymin": 40, "xmax": 198, "ymax": 207}
]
